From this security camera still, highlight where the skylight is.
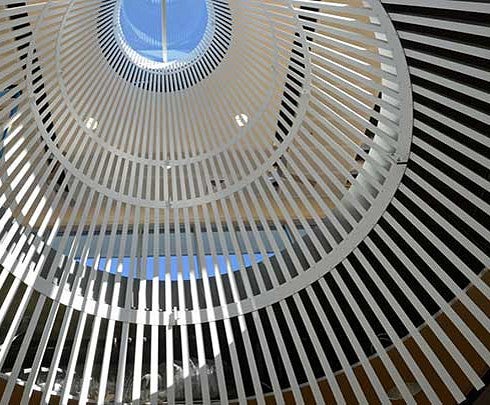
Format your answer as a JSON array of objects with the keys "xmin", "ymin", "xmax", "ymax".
[{"xmin": 118, "ymin": 0, "xmax": 209, "ymax": 65}]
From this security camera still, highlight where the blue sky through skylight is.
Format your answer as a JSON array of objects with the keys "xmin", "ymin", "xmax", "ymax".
[
  {"xmin": 82, "ymin": 253, "xmax": 273, "ymax": 281},
  {"xmin": 119, "ymin": 0, "xmax": 208, "ymax": 63}
]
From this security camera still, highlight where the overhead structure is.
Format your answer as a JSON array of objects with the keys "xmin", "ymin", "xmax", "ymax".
[{"xmin": 0, "ymin": 0, "xmax": 489, "ymax": 404}]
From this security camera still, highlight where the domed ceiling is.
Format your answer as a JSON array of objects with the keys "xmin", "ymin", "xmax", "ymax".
[{"xmin": 0, "ymin": 0, "xmax": 488, "ymax": 404}]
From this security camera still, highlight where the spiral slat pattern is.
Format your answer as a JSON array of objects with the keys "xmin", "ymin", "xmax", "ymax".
[{"xmin": 0, "ymin": 0, "xmax": 488, "ymax": 403}]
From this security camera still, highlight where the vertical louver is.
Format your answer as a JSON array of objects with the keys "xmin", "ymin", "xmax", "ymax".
[{"xmin": 0, "ymin": 0, "xmax": 488, "ymax": 403}]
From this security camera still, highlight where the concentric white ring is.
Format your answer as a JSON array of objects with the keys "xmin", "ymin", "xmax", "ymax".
[{"xmin": 4, "ymin": 0, "xmax": 411, "ymax": 323}]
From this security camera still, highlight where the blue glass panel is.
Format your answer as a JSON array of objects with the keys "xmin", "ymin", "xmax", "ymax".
[
  {"xmin": 166, "ymin": 0, "xmax": 208, "ymax": 62},
  {"xmin": 79, "ymin": 253, "xmax": 273, "ymax": 280},
  {"xmin": 119, "ymin": 0, "xmax": 208, "ymax": 64},
  {"xmin": 119, "ymin": 0, "xmax": 164, "ymax": 63}
]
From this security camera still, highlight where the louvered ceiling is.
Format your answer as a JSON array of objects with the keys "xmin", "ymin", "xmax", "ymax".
[{"xmin": 0, "ymin": 0, "xmax": 488, "ymax": 404}]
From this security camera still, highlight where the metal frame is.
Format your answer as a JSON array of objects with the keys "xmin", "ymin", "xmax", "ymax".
[{"xmin": 0, "ymin": 0, "xmax": 489, "ymax": 404}]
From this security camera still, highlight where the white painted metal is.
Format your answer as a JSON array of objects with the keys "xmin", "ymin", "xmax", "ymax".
[{"xmin": 0, "ymin": 0, "xmax": 489, "ymax": 404}]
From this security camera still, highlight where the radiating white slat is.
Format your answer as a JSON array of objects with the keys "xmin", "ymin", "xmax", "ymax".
[{"xmin": 0, "ymin": 0, "xmax": 488, "ymax": 403}]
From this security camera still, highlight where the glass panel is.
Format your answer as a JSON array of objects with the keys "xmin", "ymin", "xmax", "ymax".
[
  {"xmin": 119, "ymin": 0, "xmax": 164, "ymax": 63},
  {"xmin": 166, "ymin": 0, "xmax": 208, "ymax": 62},
  {"xmin": 81, "ymin": 253, "xmax": 273, "ymax": 280},
  {"xmin": 119, "ymin": 0, "xmax": 208, "ymax": 64}
]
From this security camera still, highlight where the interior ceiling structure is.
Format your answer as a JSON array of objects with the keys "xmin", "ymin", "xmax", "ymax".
[{"xmin": 0, "ymin": 0, "xmax": 489, "ymax": 404}]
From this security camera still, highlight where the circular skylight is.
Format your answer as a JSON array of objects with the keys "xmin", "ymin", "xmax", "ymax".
[
  {"xmin": 1, "ymin": 0, "xmax": 489, "ymax": 404},
  {"xmin": 117, "ymin": 0, "xmax": 209, "ymax": 66}
]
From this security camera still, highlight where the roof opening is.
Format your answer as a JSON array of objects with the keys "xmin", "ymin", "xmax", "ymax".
[{"xmin": 118, "ymin": 0, "xmax": 209, "ymax": 65}]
